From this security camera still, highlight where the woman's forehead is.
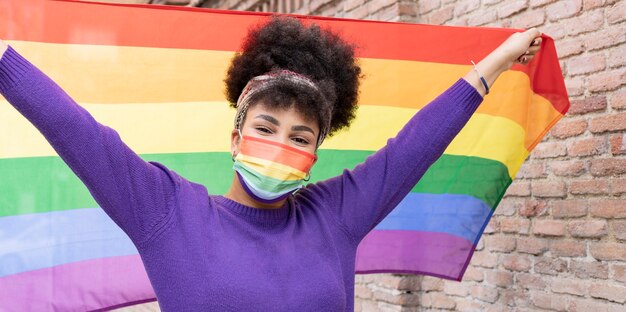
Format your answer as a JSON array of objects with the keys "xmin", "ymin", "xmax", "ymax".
[{"xmin": 245, "ymin": 102, "xmax": 319, "ymax": 129}]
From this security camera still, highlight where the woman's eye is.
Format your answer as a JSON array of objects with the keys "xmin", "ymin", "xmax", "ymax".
[
  {"xmin": 293, "ymin": 137, "xmax": 310, "ymax": 145},
  {"xmin": 256, "ymin": 127, "xmax": 272, "ymax": 134}
]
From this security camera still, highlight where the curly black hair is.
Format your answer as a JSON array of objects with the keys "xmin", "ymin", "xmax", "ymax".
[{"xmin": 224, "ymin": 14, "xmax": 363, "ymax": 138}]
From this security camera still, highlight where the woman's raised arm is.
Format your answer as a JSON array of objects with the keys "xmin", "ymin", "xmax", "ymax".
[
  {"xmin": 0, "ymin": 40, "xmax": 180, "ymax": 247},
  {"xmin": 304, "ymin": 29, "xmax": 543, "ymax": 244}
]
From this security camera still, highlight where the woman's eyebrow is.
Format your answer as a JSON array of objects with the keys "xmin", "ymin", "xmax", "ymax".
[
  {"xmin": 255, "ymin": 114, "xmax": 280, "ymax": 126},
  {"xmin": 292, "ymin": 125, "xmax": 315, "ymax": 135}
]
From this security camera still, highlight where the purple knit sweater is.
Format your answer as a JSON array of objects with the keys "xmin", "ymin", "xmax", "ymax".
[{"xmin": 0, "ymin": 45, "xmax": 483, "ymax": 311}]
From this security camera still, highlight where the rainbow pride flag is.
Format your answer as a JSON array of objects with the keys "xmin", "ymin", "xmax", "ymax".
[{"xmin": 0, "ymin": 0, "xmax": 569, "ymax": 310}]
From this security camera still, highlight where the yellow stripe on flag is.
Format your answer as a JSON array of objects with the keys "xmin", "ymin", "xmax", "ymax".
[{"xmin": 0, "ymin": 101, "xmax": 526, "ymax": 178}]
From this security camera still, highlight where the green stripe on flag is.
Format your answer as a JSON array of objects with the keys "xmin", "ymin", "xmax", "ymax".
[{"xmin": 0, "ymin": 150, "xmax": 508, "ymax": 217}]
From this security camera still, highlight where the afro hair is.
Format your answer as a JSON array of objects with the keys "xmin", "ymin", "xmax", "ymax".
[{"xmin": 224, "ymin": 14, "xmax": 363, "ymax": 138}]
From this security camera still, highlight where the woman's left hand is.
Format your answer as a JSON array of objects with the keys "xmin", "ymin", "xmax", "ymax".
[{"xmin": 494, "ymin": 28, "xmax": 543, "ymax": 69}]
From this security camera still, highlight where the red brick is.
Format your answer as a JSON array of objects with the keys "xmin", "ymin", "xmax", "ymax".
[
  {"xmin": 366, "ymin": 0, "xmax": 396, "ymax": 14},
  {"xmin": 354, "ymin": 284, "xmax": 372, "ymax": 299},
  {"xmin": 565, "ymin": 76, "xmax": 584, "ymax": 96},
  {"xmin": 610, "ymin": 134, "xmax": 626, "ymax": 155},
  {"xmin": 420, "ymin": 276, "xmax": 444, "ymax": 291},
  {"xmin": 541, "ymin": 23, "xmax": 567, "ymax": 40},
  {"xmin": 463, "ymin": 266, "xmax": 484, "ymax": 282},
  {"xmin": 589, "ymin": 198, "xmax": 626, "ymax": 218},
  {"xmin": 497, "ymin": 0, "xmax": 528, "ymax": 18},
  {"xmin": 567, "ymin": 136, "xmax": 607, "ymax": 157},
  {"xmin": 590, "ymin": 242, "xmax": 626, "ymax": 261},
  {"xmin": 429, "ymin": 5, "xmax": 454, "ymax": 24},
  {"xmin": 611, "ymin": 88, "xmax": 626, "ymax": 109},
  {"xmin": 532, "ymin": 180, "xmax": 567, "ymax": 198},
  {"xmin": 549, "ymin": 160, "xmax": 586, "ymax": 177},
  {"xmin": 563, "ymin": 10, "xmax": 604, "ymax": 36},
  {"xmin": 485, "ymin": 270, "xmax": 513, "ymax": 287},
  {"xmin": 511, "ymin": 9, "xmax": 545, "ymax": 28},
  {"xmin": 455, "ymin": 298, "xmax": 484, "ymax": 312},
  {"xmin": 532, "ymin": 219, "xmax": 566, "ymax": 236},
  {"xmin": 551, "ymin": 277, "xmax": 588, "ymax": 296},
  {"xmin": 344, "ymin": 4, "xmax": 369, "ymax": 19},
  {"xmin": 504, "ymin": 181, "xmax": 531, "ymax": 197},
  {"xmin": 569, "ymin": 96, "xmax": 607, "ymax": 114},
  {"xmin": 517, "ymin": 237, "xmax": 549, "ymax": 255},
  {"xmin": 612, "ymin": 264, "xmax": 626, "ymax": 283},
  {"xmin": 530, "ymin": 290, "xmax": 570, "ymax": 311},
  {"xmin": 483, "ymin": 218, "xmax": 498, "ymax": 234},
  {"xmin": 430, "ymin": 292, "xmax": 456, "ymax": 309},
  {"xmin": 470, "ymin": 251, "xmax": 498, "ymax": 268},
  {"xmin": 584, "ymin": 25, "xmax": 626, "ymax": 51},
  {"xmin": 613, "ymin": 220, "xmax": 626, "ymax": 241},
  {"xmin": 377, "ymin": 274, "xmax": 417, "ymax": 290},
  {"xmin": 552, "ymin": 199, "xmax": 588, "ymax": 218},
  {"xmin": 555, "ymin": 38, "xmax": 585, "ymax": 58},
  {"xmin": 587, "ymin": 67, "xmax": 626, "ymax": 92},
  {"xmin": 516, "ymin": 273, "xmax": 546, "ymax": 289},
  {"xmin": 607, "ymin": 0, "xmax": 626, "ymax": 24},
  {"xmin": 589, "ymin": 112, "xmax": 626, "ymax": 133},
  {"xmin": 373, "ymin": 290, "xmax": 419, "ymax": 305},
  {"xmin": 534, "ymin": 257, "xmax": 568, "ymax": 275},
  {"xmin": 397, "ymin": 3, "xmax": 417, "ymax": 16},
  {"xmin": 531, "ymin": 141, "xmax": 566, "ymax": 158},
  {"xmin": 309, "ymin": 0, "xmax": 329, "ymax": 13},
  {"xmin": 471, "ymin": 285, "xmax": 499, "ymax": 303},
  {"xmin": 503, "ymin": 289, "xmax": 530, "ymax": 307},
  {"xmin": 589, "ymin": 283, "xmax": 626, "ymax": 304},
  {"xmin": 569, "ymin": 179, "xmax": 609, "ymax": 195},
  {"xmin": 589, "ymin": 158, "xmax": 626, "ymax": 176},
  {"xmin": 520, "ymin": 199, "xmax": 548, "ymax": 217},
  {"xmin": 453, "ymin": 0, "xmax": 480, "ymax": 16},
  {"xmin": 418, "ymin": 0, "xmax": 440, "ymax": 14},
  {"xmin": 495, "ymin": 198, "xmax": 518, "ymax": 216},
  {"xmin": 503, "ymin": 254, "xmax": 532, "ymax": 272},
  {"xmin": 467, "ymin": 9, "xmax": 496, "ymax": 25},
  {"xmin": 612, "ymin": 178, "xmax": 626, "ymax": 195},
  {"xmin": 570, "ymin": 260, "xmax": 609, "ymax": 279},
  {"xmin": 608, "ymin": 43, "xmax": 626, "ymax": 68},
  {"xmin": 569, "ymin": 297, "xmax": 624, "ymax": 312},
  {"xmin": 550, "ymin": 118, "xmax": 587, "ymax": 139},
  {"xmin": 583, "ymin": 0, "xmax": 606, "ymax": 9},
  {"xmin": 546, "ymin": 0, "xmax": 582, "ymax": 21},
  {"xmin": 443, "ymin": 281, "xmax": 470, "ymax": 296},
  {"xmin": 516, "ymin": 162, "xmax": 547, "ymax": 179},
  {"xmin": 448, "ymin": 17, "xmax": 468, "ymax": 26},
  {"xmin": 568, "ymin": 220, "xmax": 608, "ymax": 238},
  {"xmin": 530, "ymin": 0, "xmax": 557, "ymax": 7},
  {"xmin": 342, "ymin": 0, "xmax": 364, "ymax": 12},
  {"xmin": 485, "ymin": 235, "xmax": 516, "ymax": 252},
  {"xmin": 551, "ymin": 239, "xmax": 587, "ymax": 257},
  {"xmin": 499, "ymin": 217, "xmax": 530, "ymax": 234}
]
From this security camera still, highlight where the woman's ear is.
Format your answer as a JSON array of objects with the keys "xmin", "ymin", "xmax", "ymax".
[{"xmin": 230, "ymin": 128, "xmax": 241, "ymax": 157}]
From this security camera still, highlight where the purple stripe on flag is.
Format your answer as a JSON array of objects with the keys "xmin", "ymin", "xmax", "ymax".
[
  {"xmin": 355, "ymin": 230, "xmax": 476, "ymax": 281},
  {"xmin": 0, "ymin": 255, "xmax": 156, "ymax": 312}
]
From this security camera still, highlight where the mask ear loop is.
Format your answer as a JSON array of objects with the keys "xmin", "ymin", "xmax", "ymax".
[{"xmin": 232, "ymin": 128, "xmax": 243, "ymax": 162}]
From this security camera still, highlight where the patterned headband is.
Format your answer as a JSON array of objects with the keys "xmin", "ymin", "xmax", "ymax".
[{"xmin": 233, "ymin": 69, "xmax": 332, "ymax": 148}]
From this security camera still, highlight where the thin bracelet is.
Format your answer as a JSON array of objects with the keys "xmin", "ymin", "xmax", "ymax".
[{"xmin": 470, "ymin": 60, "xmax": 489, "ymax": 95}]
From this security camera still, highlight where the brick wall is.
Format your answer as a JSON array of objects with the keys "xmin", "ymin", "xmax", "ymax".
[
  {"xmin": 350, "ymin": 0, "xmax": 625, "ymax": 311},
  {"xmin": 109, "ymin": 0, "xmax": 626, "ymax": 311}
]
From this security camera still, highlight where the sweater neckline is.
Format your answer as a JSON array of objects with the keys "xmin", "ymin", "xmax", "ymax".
[{"xmin": 213, "ymin": 194, "xmax": 292, "ymax": 225}]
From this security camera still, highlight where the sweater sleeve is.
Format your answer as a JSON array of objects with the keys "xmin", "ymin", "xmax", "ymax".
[
  {"xmin": 305, "ymin": 77, "xmax": 484, "ymax": 244},
  {"xmin": 0, "ymin": 45, "xmax": 179, "ymax": 247}
]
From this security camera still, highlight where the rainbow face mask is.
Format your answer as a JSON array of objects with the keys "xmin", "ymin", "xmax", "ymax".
[{"xmin": 232, "ymin": 132, "xmax": 317, "ymax": 203}]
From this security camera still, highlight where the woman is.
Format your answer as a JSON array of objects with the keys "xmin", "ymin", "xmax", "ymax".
[{"xmin": 0, "ymin": 15, "xmax": 541, "ymax": 312}]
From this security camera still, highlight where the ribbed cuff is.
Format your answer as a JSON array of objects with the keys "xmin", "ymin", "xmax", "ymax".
[
  {"xmin": 0, "ymin": 45, "xmax": 34, "ymax": 94},
  {"xmin": 446, "ymin": 77, "xmax": 484, "ymax": 113}
]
